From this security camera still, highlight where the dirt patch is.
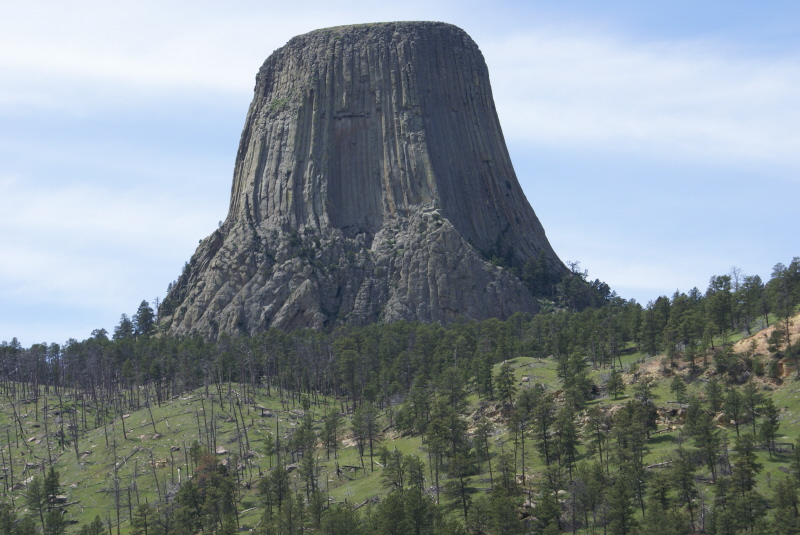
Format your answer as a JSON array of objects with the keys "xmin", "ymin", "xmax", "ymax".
[{"xmin": 733, "ymin": 311, "xmax": 800, "ymax": 357}]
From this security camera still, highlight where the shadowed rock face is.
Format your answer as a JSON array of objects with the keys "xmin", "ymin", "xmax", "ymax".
[{"xmin": 161, "ymin": 21, "xmax": 565, "ymax": 337}]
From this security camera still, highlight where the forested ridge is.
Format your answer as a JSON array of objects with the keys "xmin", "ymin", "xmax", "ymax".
[{"xmin": 0, "ymin": 257, "xmax": 799, "ymax": 534}]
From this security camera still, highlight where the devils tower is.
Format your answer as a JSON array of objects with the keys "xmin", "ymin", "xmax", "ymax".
[{"xmin": 160, "ymin": 21, "xmax": 565, "ymax": 337}]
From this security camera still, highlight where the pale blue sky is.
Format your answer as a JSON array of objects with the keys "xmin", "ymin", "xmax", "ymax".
[{"xmin": 2, "ymin": 1, "xmax": 799, "ymax": 345}]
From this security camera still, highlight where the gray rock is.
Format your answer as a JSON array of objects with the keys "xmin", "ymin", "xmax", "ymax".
[{"xmin": 161, "ymin": 22, "xmax": 565, "ymax": 337}]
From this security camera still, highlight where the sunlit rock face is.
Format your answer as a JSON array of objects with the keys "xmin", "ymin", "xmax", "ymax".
[{"xmin": 161, "ymin": 22, "xmax": 565, "ymax": 337}]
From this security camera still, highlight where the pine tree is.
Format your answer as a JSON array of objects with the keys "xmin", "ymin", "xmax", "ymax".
[
  {"xmin": 352, "ymin": 403, "xmax": 380, "ymax": 470},
  {"xmin": 43, "ymin": 509, "xmax": 66, "ymax": 535},
  {"xmin": 130, "ymin": 503, "xmax": 155, "ymax": 535},
  {"xmin": 742, "ymin": 380, "xmax": 764, "ymax": 436},
  {"xmin": 732, "ymin": 435, "xmax": 763, "ymax": 496},
  {"xmin": 495, "ymin": 362, "xmax": 517, "ymax": 406},
  {"xmin": 320, "ymin": 504, "xmax": 363, "ymax": 535},
  {"xmin": 725, "ymin": 387, "xmax": 743, "ymax": 437},
  {"xmin": 322, "ymin": 411, "xmax": 342, "ymax": 460},
  {"xmin": 554, "ymin": 404, "xmax": 579, "ymax": 479},
  {"xmin": 473, "ymin": 418, "xmax": 493, "ymax": 486},
  {"xmin": 705, "ymin": 377, "xmax": 723, "ymax": 413},
  {"xmin": 43, "ymin": 467, "xmax": 61, "ymax": 511},
  {"xmin": 133, "ymin": 300, "xmax": 156, "ymax": 337},
  {"xmin": 772, "ymin": 476, "xmax": 800, "ymax": 534},
  {"xmin": 606, "ymin": 475, "xmax": 637, "ymax": 535},
  {"xmin": 760, "ymin": 397, "xmax": 781, "ymax": 456},
  {"xmin": 606, "ymin": 368, "xmax": 625, "ymax": 400},
  {"xmin": 444, "ymin": 451, "xmax": 473, "ymax": 521},
  {"xmin": 531, "ymin": 384, "xmax": 556, "ymax": 466},
  {"xmin": 670, "ymin": 448, "xmax": 699, "ymax": 530},
  {"xmin": 26, "ymin": 476, "xmax": 46, "ymax": 532},
  {"xmin": 669, "ymin": 375, "xmax": 687, "ymax": 404},
  {"xmin": 0, "ymin": 503, "xmax": 16, "ymax": 535},
  {"xmin": 487, "ymin": 488, "xmax": 524, "ymax": 534}
]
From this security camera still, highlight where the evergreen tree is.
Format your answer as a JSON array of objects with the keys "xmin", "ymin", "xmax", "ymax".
[
  {"xmin": 85, "ymin": 516, "xmax": 105, "ymax": 535},
  {"xmin": 476, "ymin": 351, "xmax": 494, "ymax": 400},
  {"xmin": 573, "ymin": 462, "xmax": 606, "ymax": 533},
  {"xmin": 444, "ymin": 451, "xmax": 474, "ymax": 521},
  {"xmin": 742, "ymin": 380, "xmax": 764, "ymax": 436},
  {"xmin": 772, "ymin": 476, "xmax": 800, "ymax": 534},
  {"xmin": 606, "ymin": 475, "xmax": 637, "ymax": 535},
  {"xmin": 0, "ymin": 503, "xmax": 16, "ymax": 535},
  {"xmin": 495, "ymin": 362, "xmax": 517, "ymax": 406},
  {"xmin": 26, "ymin": 476, "xmax": 46, "ymax": 532},
  {"xmin": 113, "ymin": 314, "xmax": 135, "ymax": 341},
  {"xmin": 640, "ymin": 478, "xmax": 690, "ymax": 535},
  {"xmin": 732, "ymin": 435, "xmax": 763, "ymax": 496},
  {"xmin": 43, "ymin": 467, "xmax": 61, "ymax": 511},
  {"xmin": 760, "ymin": 396, "xmax": 781, "ymax": 456},
  {"xmin": 320, "ymin": 504, "xmax": 363, "ymax": 535},
  {"xmin": 12, "ymin": 518, "xmax": 37, "ymax": 535},
  {"xmin": 683, "ymin": 396, "xmax": 721, "ymax": 482},
  {"xmin": 554, "ymin": 404, "xmax": 579, "ymax": 478},
  {"xmin": 299, "ymin": 450, "xmax": 319, "ymax": 499},
  {"xmin": 486, "ymin": 488, "xmax": 524, "ymax": 535},
  {"xmin": 670, "ymin": 447, "xmax": 699, "ymax": 530},
  {"xmin": 606, "ymin": 368, "xmax": 625, "ymax": 400},
  {"xmin": 134, "ymin": 300, "xmax": 156, "ymax": 337},
  {"xmin": 584, "ymin": 406, "xmax": 610, "ymax": 469},
  {"xmin": 352, "ymin": 403, "xmax": 380, "ymax": 470},
  {"xmin": 371, "ymin": 491, "xmax": 410, "ymax": 535},
  {"xmin": 531, "ymin": 485, "xmax": 561, "ymax": 534},
  {"xmin": 473, "ymin": 418, "xmax": 494, "ymax": 486},
  {"xmin": 705, "ymin": 377, "xmax": 723, "ymax": 414},
  {"xmin": 725, "ymin": 387, "xmax": 743, "ymax": 437},
  {"xmin": 379, "ymin": 448, "xmax": 407, "ymax": 492},
  {"xmin": 495, "ymin": 451, "xmax": 519, "ymax": 495},
  {"xmin": 322, "ymin": 411, "xmax": 343, "ymax": 460},
  {"xmin": 43, "ymin": 509, "xmax": 66, "ymax": 535},
  {"xmin": 531, "ymin": 384, "xmax": 556, "ymax": 466},
  {"xmin": 511, "ymin": 388, "xmax": 535, "ymax": 487},
  {"xmin": 130, "ymin": 503, "xmax": 155, "ymax": 535},
  {"xmin": 669, "ymin": 375, "xmax": 687, "ymax": 404}
]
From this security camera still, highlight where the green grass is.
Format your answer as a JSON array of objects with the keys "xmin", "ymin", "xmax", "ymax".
[{"xmin": 3, "ymin": 315, "xmax": 800, "ymax": 533}]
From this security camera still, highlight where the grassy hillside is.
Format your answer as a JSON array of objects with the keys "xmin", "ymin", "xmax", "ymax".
[{"xmin": 2, "ymin": 310, "xmax": 799, "ymax": 533}]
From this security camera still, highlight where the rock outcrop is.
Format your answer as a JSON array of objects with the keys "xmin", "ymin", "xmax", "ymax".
[{"xmin": 161, "ymin": 21, "xmax": 565, "ymax": 337}]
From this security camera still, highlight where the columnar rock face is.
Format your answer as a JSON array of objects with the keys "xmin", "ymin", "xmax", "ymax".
[{"xmin": 161, "ymin": 21, "xmax": 565, "ymax": 337}]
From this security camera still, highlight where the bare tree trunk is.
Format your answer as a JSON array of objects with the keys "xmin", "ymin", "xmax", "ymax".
[
  {"xmin": 120, "ymin": 408, "xmax": 128, "ymax": 440},
  {"xmin": 150, "ymin": 450, "xmax": 162, "ymax": 501},
  {"xmin": 0, "ymin": 449, "xmax": 8, "ymax": 495},
  {"xmin": 147, "ymin": 402, "xmax": 158, "ymax": 435},
  {"xmin": 6, "ymin": 430, "xmax": 14, "ymax": 505},
  {"xmin": 42, "ymin": 397, "xmax": 53, "ymax": 466}
]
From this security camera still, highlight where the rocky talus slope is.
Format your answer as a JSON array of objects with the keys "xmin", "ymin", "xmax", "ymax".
[{"xmin": 161, "ymin": 22, "xmax": 565, "ymax": 337}]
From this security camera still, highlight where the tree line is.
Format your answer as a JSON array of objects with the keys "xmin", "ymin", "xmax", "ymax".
[{"xmin": 2, "ymin": 258, "xmax": 797, "ymax": 409}]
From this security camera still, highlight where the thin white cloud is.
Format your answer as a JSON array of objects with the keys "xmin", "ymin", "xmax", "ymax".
[
  {"xmin": 0, "ymin": 176, "xmax": 218, "ymax": 306},
  {"xmin": 549, "ymin": 227, "xmax": 718, "ymax": 303},
  {"xmin": 0, "ymin": 1, "xmax": 446, "ymax": 110},
  {"xmin": 9, "ymin": 2, "xmax": 798, "ymax": 174},
  {"xmin": 485, "ymin": 32, "xmax": 800, "ymax": 171}
]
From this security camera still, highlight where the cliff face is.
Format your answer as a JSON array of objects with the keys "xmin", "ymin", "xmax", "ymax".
[{"xmin": 161, "ymin": 22, "xmax": 565, "ymax": 337}]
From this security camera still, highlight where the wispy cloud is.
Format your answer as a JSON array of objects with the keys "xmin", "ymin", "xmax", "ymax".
[
  {"xmin": 0, "ymin": 176, "xmax": 219, "ymax": 307},
  {"xmin": 0, "ymin": 1, "xmax": 449, "ymax": 111},
  {"xmin": 486, "ymin": 32, "xmax": 800, "ymax": 171}
]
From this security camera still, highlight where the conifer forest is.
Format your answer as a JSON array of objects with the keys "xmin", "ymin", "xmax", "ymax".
[{"xmin": 1, "ymin": 257, "xmax": 799, "ymax": 534}]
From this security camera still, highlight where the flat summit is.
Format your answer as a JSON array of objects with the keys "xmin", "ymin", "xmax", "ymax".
[{"xmin": 161, "ymin": 22, "xmax": 565, "ymax": 337}]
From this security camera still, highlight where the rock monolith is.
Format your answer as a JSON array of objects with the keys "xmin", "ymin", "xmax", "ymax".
[{"xmin": 160, "ymin": 21, "xmax": 565, "ymax": 337}]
